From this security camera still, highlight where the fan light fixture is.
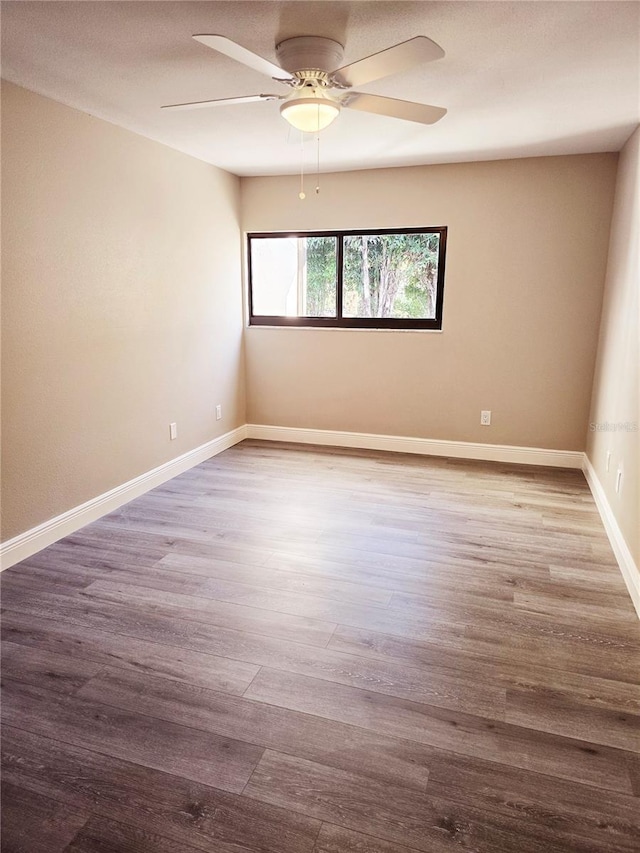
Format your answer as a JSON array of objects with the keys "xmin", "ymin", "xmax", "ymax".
[
  {"xmin": 163, "ymin": 34, "xmax": 448, "ymax": 132},
  {"xmin": 280, "ymin": 93, "xmax": 341, "ymax": 133}
]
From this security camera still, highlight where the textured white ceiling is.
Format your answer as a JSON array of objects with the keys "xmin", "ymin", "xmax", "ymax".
[{"xmin": 1, "ymin": 1, "xmax": 639, "ymax": 176}]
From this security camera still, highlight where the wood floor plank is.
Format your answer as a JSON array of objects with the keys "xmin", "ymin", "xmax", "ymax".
[
  {"xmin": 194, "ymin": 573, "xmax": 517, "ymax": 636},
  {"xmin": 1, "ymin": 678, "xmax": 264, "ymax": 793},
  {"xmin": 1, "ymin": 642, "xmax": 104, "ymax": 695},
  {"xmin": 513, "ymin": 589, "xmax": 639, "ymax": 622},
  {"xmin": 386, "ymin": 587, "xmax": 640, "ymax": 644},
  {"xmin": 627, "ymin": 754, "xmax": 640, "ymax": 796},
  {"xmin": 549, "ymin": 563, "xmax": 632, "ymax": 588},
  {"xmin": 1, "ymin": 611, "xmax": 261, "ymax": 695},
  {"xmin": 63, "ymin": 816, "xmax": 202, "ymax": 853},
  {"xmin": 77, "ymin": 580, "xmax": 338, "ymax": 646},
  {"xmin": 243, "ymin": 667, "xmax": 634, "ymax": 793},
  {"xmin": 157, "ymin": 552, "xmax": 394, "ymax": 606},
  {"xmin": 267, "ymin": 538, "xmax": 456, "ymax": 577},
  {"xmin": 0, "ymin": 587, "xmax": 333, "ymax": 659},
  {"xmin": 265, "ymin": 541, "xmax": 595, "ymax": 591},
  {"xmin": 2, "ymin": 726, "xmax": 321, "ymax": 853},
  {"xmin": 244, "ymin": 750, "xmax": 619, "ymax": 853},
  {"xmin": 514, "ymin": 573, "xmax": 635, "ymax": 604},
  {"xmin": 312, "ymin": 527, "xmax": 601, "ymax": 571},
  {"xmin": 74, "ymin": 668, "xmax": 432, "ymax": 791},
  {"xmin": 328, "ymin": 624, "xmax": 640, "ymax": 701},
  {"xmin": 394, "ymin": 574, "xmax": 636, "ymax": 617},
  {"xmin": 328, "ymin": 616, "xmax": 640, "ymax": 684},
  {"xmin": 34, "ymin": 528, "xmax": 174, "ymax": 566},
  {"xmin": 1, "ymin": 581, "xmax": 336, "ymax": 648},
  {"xmin": 505, "ymin": 683, "xmax": 640, "ymax": 752},
  {"xmin": 164, "ymin": 536, "xmax": 273, "ymax": 566},
  {"xmin": 422, "ymin": 746, "xmax": 640, "ymax": 850},
  {"xmin": 2, "ymin": 560, "xmax": 215, "ymax": 597},
  {"xmin": 265, "ymin": 548, "xmax": 549, "ymax": 603},
  {"xmin": 313, "ymin": 824, "xmax": 419, "ymax": 853},
  {"xmin": 102, "ymin": 509, "xmax": 326, "ymax": 553},
  {"xmin": 244, "ymin": 751, "xmax": 446, "ymax": 853},
  {"xmin": 1, "ymin": 564, "xmax": 93, "ymax": 593},
  {"xmin": 96, "ymin": 510, "xmax": 323, "ymax": 553},
  {"xmin": 459, "ymin": 620, "xmax": 640, "ymax": 682},
  {"xmin": 1, "ymin": 781, "xmax": 89, "ymax": 853}
]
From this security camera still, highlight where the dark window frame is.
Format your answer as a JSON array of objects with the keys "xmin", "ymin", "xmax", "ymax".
[{"xmin": 247, "ymin": 226, "xmax": 447, "ymax": 330}]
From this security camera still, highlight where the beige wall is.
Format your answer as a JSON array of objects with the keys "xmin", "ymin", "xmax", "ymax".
[
  {"xmin": 587, "ymin": 127, "xmax": 639, "ymax": 567},
  {"xmin": 241, "ymin": 155, "xmax": 617, "ymax": 450},
  {"xmin": 1, "ymin": 82, "xmax": 245, "ymax": 541}
]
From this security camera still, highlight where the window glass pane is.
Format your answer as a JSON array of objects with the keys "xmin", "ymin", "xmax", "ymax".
[
  {"xmin": 343, "ymin": 233, "xmax": 440, "ymax": 319},
  {"xmin": 251, "ymin": 236, "xmax": 337, "ymax": 317}
]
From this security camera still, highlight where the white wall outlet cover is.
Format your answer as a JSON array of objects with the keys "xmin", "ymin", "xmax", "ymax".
[
  {"xmin": 215, "ymin": 405, "xmax": 222, "ymax": 421},
  {"xmin": 169, "ymin": 422, "xmax": 177, "ymax": 440},
  {"xmin": 480, "ymin": 410, "xmax": 491, "ymax": 426}
]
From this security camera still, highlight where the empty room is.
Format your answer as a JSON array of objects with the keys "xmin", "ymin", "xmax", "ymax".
[{"xmin": 1, "ymin": 2, "xmax": 639, "ymax": 852}]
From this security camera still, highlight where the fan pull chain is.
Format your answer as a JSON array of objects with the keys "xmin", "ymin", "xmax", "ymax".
[
  {"xmin": 299, "ymin": 132, "xmax": 306, "ymax": 200},
  {"xmin": 316, "ymin": 128, "xmax": 321, "ymax": 195}
]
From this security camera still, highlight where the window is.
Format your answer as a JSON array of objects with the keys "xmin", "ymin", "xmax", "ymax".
[{"xmin": 248, "ymin": 227, "xmax": 447, "ymax": 330}]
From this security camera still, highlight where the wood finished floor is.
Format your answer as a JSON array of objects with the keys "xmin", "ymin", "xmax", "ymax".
[{"xmin": 1, "ymin": 439, "xmax": 639, "ymax": 853}]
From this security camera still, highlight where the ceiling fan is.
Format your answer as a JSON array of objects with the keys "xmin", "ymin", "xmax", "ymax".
[{"xmin": 162, "ymin": 34, "xmax": 447, "ymax": 133}]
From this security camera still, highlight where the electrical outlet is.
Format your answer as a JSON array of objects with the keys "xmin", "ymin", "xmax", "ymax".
[
  {"xmin": 169, "ymin": 422, "xmax": 177, "ymax": 440},
  {"xmin": 606, "ymin": 450, "xmax": 612, "ymax": 472},
  {"xmin": 215, "ymin": 404, "xmax": 222, "ymax": 421},
  {"xmin": 616, "ymin": 468, "xmax": 623, "ymax": 494},
  {"xmin": 480, "ymin": 410, "xmax": 491, "ymax": 426}
]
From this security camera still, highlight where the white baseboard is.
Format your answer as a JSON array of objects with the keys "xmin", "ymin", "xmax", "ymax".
[
  {"xmin": 582, "ymin": 455, "xmax": 640, "ymax": 619},
  {"xmin": 0, "ymin": 425, "xmax": 247, "ymax": 571},
  {"xmin": 246, "ymin": 424, "xmax": 584, "ymax": 469}
]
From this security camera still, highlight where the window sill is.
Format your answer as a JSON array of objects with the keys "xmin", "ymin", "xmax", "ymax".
[{"xmin": 245, "ymin": 324, "xmax": 443, "ymax": 333}]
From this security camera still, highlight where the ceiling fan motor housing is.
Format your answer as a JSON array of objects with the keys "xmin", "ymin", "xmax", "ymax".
[{"xmin": 276, "ymin": 36, "xmax": 345, "ymax": 75}]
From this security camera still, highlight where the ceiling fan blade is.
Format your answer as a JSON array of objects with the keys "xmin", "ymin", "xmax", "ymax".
[
  {"xmin": 161, "ymin": 94, "xmax": 282, "ymax": 111},
  {"xmin": 332, "ymin": 36, "xmax": 444, "ymax": 88},
  {"xmin": 345, "ymin": 93, "xmax": 447, "ymax": 125},
  {"xmin": 193, "ymin": 35, "xmax": 292, "ymax": 81}
]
